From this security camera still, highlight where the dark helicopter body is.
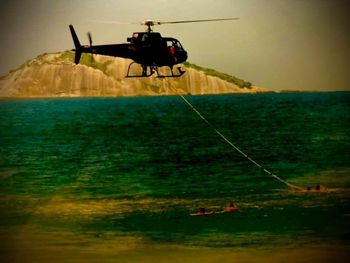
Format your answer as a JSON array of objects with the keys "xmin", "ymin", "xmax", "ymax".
[
  {"xmin": 126, "ymin": 32, "xmax": 187, "ymax": 67},
  {"xmin": 69, "ymin": 26, "xmax": 187, "ymax": 77},
  {"xmin": 69, "ymin": 18, "xmax": 237, "ymax": 78}
]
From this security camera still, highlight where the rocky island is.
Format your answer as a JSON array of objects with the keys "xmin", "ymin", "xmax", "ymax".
[{"xmin": 0, "ymin": 51, "xmax": 269, "ymax": 97}]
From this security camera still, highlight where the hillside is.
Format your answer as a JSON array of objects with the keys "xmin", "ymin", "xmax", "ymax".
[{"xmin": 0, "ymin": 51, "xmax": 269, "ymax": 97}]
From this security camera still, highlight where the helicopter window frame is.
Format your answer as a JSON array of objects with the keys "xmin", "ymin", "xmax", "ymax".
[
  {"xmin": 174, "ymin": 40, "xmax": 184, "ymax": 51},
  {"xmin": 165, "ymin": 39, "xmax": 184, "ymax": 50},
  {"xmin": 166, "ymin": 40, "xmax": 174, "ymax": 48}
]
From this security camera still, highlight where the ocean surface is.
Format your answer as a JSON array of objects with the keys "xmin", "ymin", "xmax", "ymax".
[{"xmin": 0, "ymin": 92, "xmax": 349, "ymax": 261}]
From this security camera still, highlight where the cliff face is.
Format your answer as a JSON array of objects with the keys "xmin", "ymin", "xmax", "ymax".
[{"xmin": 0, "ymin": 52, "xmax": 269, "ymax": 97}]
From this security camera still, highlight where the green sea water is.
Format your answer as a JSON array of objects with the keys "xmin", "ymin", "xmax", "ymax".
[{"xmin": 0, "ymin": 93, "xmax": 349, "ymax": 261}]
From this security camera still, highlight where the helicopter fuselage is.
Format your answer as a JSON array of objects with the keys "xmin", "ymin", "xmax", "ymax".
[
  {"xmin": 69, "ymin": 25, "xmax": 187, "ymax": 77},
  {"xmin": 126, "ymin": 32, "xmax": 188, "ymax": 67}
]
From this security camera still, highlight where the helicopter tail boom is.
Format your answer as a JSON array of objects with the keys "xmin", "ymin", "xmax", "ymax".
[{"xmin": 69, "ymin": 25, "xmax": 83, "ymax": 64}]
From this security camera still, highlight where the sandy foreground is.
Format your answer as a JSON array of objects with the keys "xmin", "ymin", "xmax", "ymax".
[{"xmin": 0, "ymin": 227, "xmax": 348, "ymax": 263}]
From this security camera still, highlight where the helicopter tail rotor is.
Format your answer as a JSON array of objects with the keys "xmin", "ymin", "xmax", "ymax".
[
  {"xmin": 87, "ymin": 32, "xmax": 94, "ymax": 65},
  {"xmin": 87, "ymin": 32, "xmax": 93, "ymax": 47},
  {"xmin": 69, "ymin": 25, "xmax": 83, "ymax": 64}
]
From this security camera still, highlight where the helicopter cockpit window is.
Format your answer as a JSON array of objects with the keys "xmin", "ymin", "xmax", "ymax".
[
  {"xmin": 166, "ymin": 41, "xmax": 174, "ymax": 48},
  {"xmin": 141, "ymin": 34, "xmax": 149, "ymax": 43},
  {"xmin": 174, "ymin": 41, "xmax": 184, "ymax": 51},
  {"xmin": 167, "ymin": 40, "xmax": 182, "ymax": 49}
]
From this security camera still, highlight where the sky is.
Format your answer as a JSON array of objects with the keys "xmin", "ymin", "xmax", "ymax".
[{"xmin": 0, "ymin": 0, "xmax": 349, "ymax": 91}]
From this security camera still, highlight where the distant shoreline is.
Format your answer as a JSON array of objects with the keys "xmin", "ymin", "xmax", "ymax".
[
  {"xmin": 277, "ymin": 90, "xmax": 350, "ymax": 93},
  {"xmin": 1, "ymin": 90, "xmax": 349, "ymax": 100}
]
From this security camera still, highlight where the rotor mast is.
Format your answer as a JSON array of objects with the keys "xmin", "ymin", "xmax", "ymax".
[{"xmin": 143, "ymin": 20, "xmax": 160, "ymax": 33}]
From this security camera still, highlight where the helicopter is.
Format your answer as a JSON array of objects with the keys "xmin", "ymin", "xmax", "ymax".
[{"xmin": 69, "ymin": 18, "xmax": 238, "ymax": 78}]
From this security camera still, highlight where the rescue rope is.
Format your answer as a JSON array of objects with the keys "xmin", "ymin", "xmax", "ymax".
[{"xmin": 179, "ymin": 94, "xmax": 303, "ymax": 191}]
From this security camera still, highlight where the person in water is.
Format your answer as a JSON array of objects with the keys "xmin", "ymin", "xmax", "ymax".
[
  {"xmin": 195, "ymin": 207, "xmax": 219, "ymax": 216},
  {"xmin": 306, "ymin": 184, "xmax": 322, "ymax": 192},
  {"xmin": 193, "ymin": 203, "xmax": 238, "ymax": 216},
  {"xmin": 226, "ymin": 202, "xmax": 238, "ymax": 212},
  {"xmin": 196, "ymin": 208, "xmax": 206, "ymax": 216}
]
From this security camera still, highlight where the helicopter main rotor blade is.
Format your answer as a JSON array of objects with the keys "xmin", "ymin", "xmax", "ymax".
[
  {"xmin": 156, "ymin": 18, "xmax": 240, "ymax": 25},
  {"xmin": 92, "ymin": 18, "xmax": 239, "ymax": 26},
  {"xmin": 90, "ymin": 20, "xmax": 139, "ymax": 25}
]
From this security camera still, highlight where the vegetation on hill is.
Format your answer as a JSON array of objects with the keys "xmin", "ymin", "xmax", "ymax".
[
  {"xmin": 183, "ymin": 61, "xmax": 252, "ymax": 89},
  {"xmin": 2, "ymin": 51, "xmax": 253, "ymax": 91},
  {"xmin": 1, "ymin": 51, "xmax": 267, "ymax": 97},
  {"xmin": 2, "ymin": 51, "xmax": 111, "ymax": 78},
  {"xmin": 57, "ymin": 51, "xmax": 111, "ymax": 75}
]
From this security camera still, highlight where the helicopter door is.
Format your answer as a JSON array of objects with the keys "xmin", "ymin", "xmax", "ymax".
[
  {"xmin": 165, "ymin": 41, "xmax": 174, "ymax": 64},
  {"xmin": 167, "ymin": 39, "xmax": 185, "ymax": 63},
  {"xmin": 166, "ymin": 41, "xmax": 174, "ymax": 57}
]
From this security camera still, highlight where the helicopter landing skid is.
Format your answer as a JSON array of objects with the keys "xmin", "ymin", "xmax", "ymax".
[
  {"xmin": 125, "ymin": 62, "xmax": 155, "ymax": 78},
  {"xmin": 125, "ymin": 63, "xmax": 185, "ymax": 78},
  {"xmin": 156, "ymin": 67, "xmax": 185, "ymax": 78}
]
